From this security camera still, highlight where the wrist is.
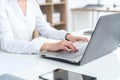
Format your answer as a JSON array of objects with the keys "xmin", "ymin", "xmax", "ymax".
[
  {"xmin": 65, "ymin": 33, "xmax": 71, "ymax": 41},
  {"xmin": 40, "ymin": 43, "xmax": 49, "ymax": 52}
]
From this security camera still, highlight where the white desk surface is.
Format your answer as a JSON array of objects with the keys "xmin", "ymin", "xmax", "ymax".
[{"xmin": 0, "ymin": 31, "xmax": 120, "ymax": 80}]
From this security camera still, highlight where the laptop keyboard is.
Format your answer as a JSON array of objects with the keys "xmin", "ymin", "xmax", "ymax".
[{"xmin": 55, "ymin": 41, "xmax": 88, "ymax": 59}]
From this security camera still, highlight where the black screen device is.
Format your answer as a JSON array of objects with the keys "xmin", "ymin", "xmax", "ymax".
[{"xmin": 39, "ymin": 68, "xmax": 97, "ymax": 80}]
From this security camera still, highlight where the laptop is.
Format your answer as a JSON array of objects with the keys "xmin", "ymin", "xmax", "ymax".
[{"xmin": 41, "ymin": 13, "xmax": 120, "ymax": 65}]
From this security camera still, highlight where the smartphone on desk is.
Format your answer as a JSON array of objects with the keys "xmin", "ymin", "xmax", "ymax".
[{"xmin": 39, "ymin": 68, "xmax": 97, "ymax": 80}]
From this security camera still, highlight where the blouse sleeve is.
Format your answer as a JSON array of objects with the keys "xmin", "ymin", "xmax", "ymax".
[
  {"xmin": 0, "ymin": 4, "xmax": 47, "ymax": 54},
  {"xmin": 33, "ymin": 0, "xmax": 68, "ymax": 40}
]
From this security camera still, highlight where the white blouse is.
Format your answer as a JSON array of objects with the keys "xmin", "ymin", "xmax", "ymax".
[{"xmin": 0, "ymin": 0, "xmax": 67, "ymax": 54}]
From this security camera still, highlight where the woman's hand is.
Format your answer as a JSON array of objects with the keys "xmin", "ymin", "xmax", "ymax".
[
  {"xmin": 41, "ymin": 40, "xmax": 78, "ymax": 52},
  {"xmin": 66, "ymin": 34, "xmax": 89, "ymax": 42}
]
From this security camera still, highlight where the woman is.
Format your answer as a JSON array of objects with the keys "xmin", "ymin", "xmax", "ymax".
[{"xmin": 0, "ymin": 0, "xmax": 88, "ymax": 54}]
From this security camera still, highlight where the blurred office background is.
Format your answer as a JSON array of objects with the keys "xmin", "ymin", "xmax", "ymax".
[
  {"xmin": 68, "ymin": 0, "xmax": 120, "ymax": 32},
  {"xmin": 37, "ymin": 0, "xmax": 120, "ymax": 32}
]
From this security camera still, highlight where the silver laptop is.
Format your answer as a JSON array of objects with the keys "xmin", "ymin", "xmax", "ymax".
[{"xmin": 41, "ymin": 13, "xmax": 120, "ymax": 65}]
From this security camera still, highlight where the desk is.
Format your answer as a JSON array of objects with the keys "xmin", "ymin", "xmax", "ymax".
[
  {"xmin": 11, "ymin": 47, "xmax": 120, "ymax": 80},
  {"xmin": 71, "ymin": 8, "xmax": 120, "ymax": 12},
  {"xmin": 71, "ymin": 8, "xmax": 120, "ymax": 31},
  {"xmin": 0, "ymin": 31, "xmax": 120, "ymax": 80},
  {"xmin": 0, "ymin": 51, "xmax": 41, "ymax": 75}
]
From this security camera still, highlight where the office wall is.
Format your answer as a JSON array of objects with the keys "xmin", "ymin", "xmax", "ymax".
[{"xmin": 100, "ymin": 0, "xmax": 120, "ymax": 6}]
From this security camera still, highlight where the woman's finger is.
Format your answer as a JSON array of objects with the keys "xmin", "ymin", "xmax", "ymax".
[
  {"xmin": 63, "ymin": 47, "xmax": 72, "ymax": 52},
  {"xmin": 66, "ymin": 43, "xmax": 78, "ymax": 52}
]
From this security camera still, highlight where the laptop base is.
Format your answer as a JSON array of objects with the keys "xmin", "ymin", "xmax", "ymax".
[{"xmin": 41, "ymin": 55, "xmax": 81, "ymax": 65}]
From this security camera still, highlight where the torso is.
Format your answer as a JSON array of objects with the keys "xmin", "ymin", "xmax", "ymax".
[{"xmin": 6, "ymin": 0, "xmax": 36, "ymax": 40}]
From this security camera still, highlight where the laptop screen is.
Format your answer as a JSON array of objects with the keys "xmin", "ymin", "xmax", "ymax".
[{"xmin": 80, "ymin": 13, "xmax": 120, "ymax": 65}]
